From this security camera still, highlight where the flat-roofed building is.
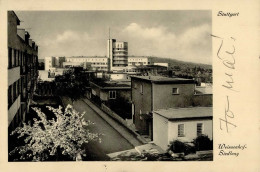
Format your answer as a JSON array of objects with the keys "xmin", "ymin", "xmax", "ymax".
[
  {"xmin": 153, "ymin": 107, "xmax": 213, "ymax": 150},
  {"xmin": 131, "ymin": 76, "xmax": 195, "ymax": 138},
  {"xmin": 65, "ymin": 56, "xmax": 108, "ymax": 71},
  {"xmin": 8, "ymin": 11, "xmax": 38, "ymax": 130},
  {"xmin": 128, "ymin": 56, "xmax": 152, "ymax": 66}
]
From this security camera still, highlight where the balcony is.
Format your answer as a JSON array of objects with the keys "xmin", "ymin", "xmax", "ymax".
[
  {"xmin": 113, "ymin": 54, "xmax": 127, "ymax": 56},
  {"xmin": 113, "ymin": 57, "xmax": 128, "ymax": 61},
  {"xmin": 113, "ymin": 61, "xmax": 128, "ymax": 65}
]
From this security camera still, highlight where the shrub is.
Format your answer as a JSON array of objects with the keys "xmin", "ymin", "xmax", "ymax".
[
  {"xmin": 168, "ymin": 140, "xmax": 196, "ymax": 155},
  {"xmin": 193, "ymin": 135, "xmax": 213, "ymax": 151}
]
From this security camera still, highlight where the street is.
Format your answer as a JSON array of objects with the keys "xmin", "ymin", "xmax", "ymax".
[{"xmin": 62, "ymin": 98, "xmax": 134, "ymax": 160}]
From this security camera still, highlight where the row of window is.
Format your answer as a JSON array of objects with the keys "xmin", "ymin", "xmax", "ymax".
[
  {"xmin": 178, "ymin": 123, "xmax": 203, "ymax": 137},
  {"xmin": 92, "ymin": 63, "xmax": 107, "ymax": 65},
  {"xmin": 8, "ymin": 47, "xmax": 37, "ymax": 69},
  {"xmin": 68, "ymin": 59, "xmax": 106, "ymax": 62},
  {"xmin": 128, "ymin": 62, "xmax": 147, "ymax": 64},
  {"xmin": 8, "ymin": 48, "xmax": 24, "ymax": 69},
  {"xmin": 8, "ymin": 79, "xmax": 21, "ymax": 108}
]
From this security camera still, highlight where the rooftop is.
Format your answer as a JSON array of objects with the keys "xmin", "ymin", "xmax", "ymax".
[
  {"xmin": 195, "ymin": 86, "xmax": 213, "ymax": 94},
  {"xmin": 66, "ymin": 56, "xmax": 107, "ymax": 58},
  {"xmin": 154, "ymin": 107, "xmax": 212, "ymax": 120},
  {"xmin": 131, "ymin": 75, "xmax": 195, "ymax": 84},
  {"xmin": 90, "ymin": 80, "xmax": 131, "ymax": 89}
]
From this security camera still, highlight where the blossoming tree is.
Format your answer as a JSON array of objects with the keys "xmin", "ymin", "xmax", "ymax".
[{"xmin": 9, "ymin": 105, "xmax": 101, "ymax": 161}]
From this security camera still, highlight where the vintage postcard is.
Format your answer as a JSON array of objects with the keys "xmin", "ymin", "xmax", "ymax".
[{"xmin": 0, "ymin": 0, "xmax": 259, "ymax": 172}]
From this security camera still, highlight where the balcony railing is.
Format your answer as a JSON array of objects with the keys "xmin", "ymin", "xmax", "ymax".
[
  {"xmin": 113, "ymin": 61, "xmax": 128, "ymax": 65},
  {"xmin": 113, "ymin": 57, "xmax": 128, "ymax": 61}
]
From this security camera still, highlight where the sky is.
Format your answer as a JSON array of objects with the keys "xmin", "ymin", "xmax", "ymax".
[{"xmin": 15, "ymin": 10, "xmax": 212, "ymax": 64}]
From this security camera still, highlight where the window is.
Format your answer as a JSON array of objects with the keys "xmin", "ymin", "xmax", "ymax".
[
  {"xmin": 12, "ymin": 49, "xmax": 16, "ymax": 67},
  {"xmin": 140, "ymin": 84, "xmax": 143, "ymax": 94},
  {"xmin": 109, "ymin": 91, "xmax": 116, "ymax": 99},
  {"xmin": 13, "ymin": 82, "xmax": 17, "ymax": 102},
  {"xmin": 178, "ymin": 124, "xmax": 185, "ymax": 137},
  {"xmin": 15, "ymin": 50, "xmax": 19, "ymax": 66},
  {"xmin": 172, "ymin": 88, "xmax": 179, "ymax": 94},
  {"xmin": 18, "ymin": 51, "xmax": 20, "ymax": 66},
  {"xmin": 197, "ymin": 123, "xmax": 203, "ymax": 136},
  {"xmin": 8, "ymin": 85, "xmax": 12, "ymax": 107},
  {"xmin": 8, "ymin": 48, "xmax": 12, "ymax": 68}
]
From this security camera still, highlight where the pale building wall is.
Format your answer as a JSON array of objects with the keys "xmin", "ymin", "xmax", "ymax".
[
  {"xmin": 8, "ymin": 95, "xmax": 21, "ymax": 125},
  {"xmin": 8, "ymin": 66, "xmax": 20, "ymax": 86},
  {"xmin": 153, "ymin": 113, "xmax": 169, "ymax": 150},
  {"xmin": 128, "ymin": 57, "xmax": 150, "ymax": 66},
  {"xmin": 153, "ymin": 113, "xmax": 212, "ymax": 151},
  {"xmin": 44, "ymin": 57, "xmax": 53, "ymax": 71},
  {"xmin": 167, "ymin": 119, "xmax": 213, "ymax": 144}
]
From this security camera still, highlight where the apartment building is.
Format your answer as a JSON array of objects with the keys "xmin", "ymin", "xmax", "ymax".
[
  {"xmin": 107, "ymin": 39, "xmax": 128, "ymax": 71},
  {"xmin": 8, "ymin": 11, "xmax": 38, "ymax": 130},
  {"xmin": 131, "ymin": 76, "xmax": 195, "ymax": 138},
  {"xmin": 44, "ymin": 56, "xmax": 55, "ymax": 71},
  {"xmin": 128, "ymin": 56, "xmax": 152, "ymax": 66},
  {"xmin": 64, "ymin": 56, "xmax": 108, "ymax": 71}
]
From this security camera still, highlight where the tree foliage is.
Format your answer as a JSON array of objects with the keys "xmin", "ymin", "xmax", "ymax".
[
  {"xmin": 54, "ymin": 69, "xmax": 89, "ymax": 102},
  {"xmin": 9, "ymin": 105, "xmax": 101, "ymax": 161}
]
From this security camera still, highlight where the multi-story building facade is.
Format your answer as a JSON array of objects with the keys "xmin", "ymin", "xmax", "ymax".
[
  {"xmin": 131, "ymin": 76, "xmax": 195, "ymax": 138},
  {"xmin": 107, "ymin": 39, "xmax": 128, "ymax": 71},
  {"xmin": 8, "ymin": 11, "xmax": 38, "ymax": 130},
  {"xmin": 44, "ymin": 56, "xmax": 55, "ymax": 71},
  {"xmin": 128, "ymin": 56, "xmax": 152, "ymax": 66},
  {"xmin": 64, "ymin": 56, "xmax": 108, "ymax": 71}
]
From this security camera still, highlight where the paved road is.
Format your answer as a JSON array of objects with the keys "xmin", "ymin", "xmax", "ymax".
[{"xmin": 62, "ymin": 98, "xmax": 134, "ymax": 160}]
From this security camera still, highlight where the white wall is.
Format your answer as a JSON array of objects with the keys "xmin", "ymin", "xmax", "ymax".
[
  {"xmin": 8, "ymin": 95, "xmax": 21, "ymax": 125},
  {"xmin": 44, "ymin": 57, "xmax": 53, "ymax": 71},
  {"xmin": 153, "ymin": 113, "xmax": 169, "ymax": 150},
  {"xmin": 8, "ymin": 67, "xmax": 20, "ymax": 86},
  {"xmin": 168, "ymin": 119, "xmax": 213, "ymax": 144}
]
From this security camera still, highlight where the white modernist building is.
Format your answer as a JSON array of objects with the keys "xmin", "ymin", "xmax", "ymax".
[
  {"xmin": 107, "ymin": 39, "xmax": 128, "ymax": 71},
  {"xmin": 128, "ymin": 56, "xmax": 152, "ymax": 66},
  {"xmin": 65, "ymin": 56, "xmax": 108, "ymax": 71}
]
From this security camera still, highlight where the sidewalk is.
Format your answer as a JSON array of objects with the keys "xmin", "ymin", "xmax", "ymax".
[{"xmin": 82, "ymin": 98, "xmax": 145, "ymax": 147}]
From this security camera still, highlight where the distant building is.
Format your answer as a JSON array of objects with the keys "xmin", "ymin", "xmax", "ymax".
[
  {"xmin": 8, "ymin": 11, "xmax": 38, "ymax": 129},
  {"xmin": 131, "ymin": 76, "xmax": 195, "ymax": 138},
  {"xmin": 153, "ymin": 107, "xmax": 213, "ymax": 150},
  {"xmin": 193, "ymin": 84, "xmax": 213, "ymax": 106},
  {"xmin": 103, "ymin": 72, "xmax": 129, "ymax": 81},
  {"xmin": 90, "ymin": 80, "xmax": 131, "ymax": 103},
  {"xmin": 128, "ymin": 56, "xmax": 152, "ymax": 66},
  {"xmin": 153, "ymin": 62, "xmax": 168, "ymax": 68},
  {"xmin": 107, "ymin": 39, "xmax": 128, "ymax": 71},
  {"xmin": 55, "ymin": 56, "xmax": 65, "ymax": 68},
  {"xmin": 65, "ymin": 56, "xmax": 108, "ymax": 71},
  {"xmin": 44, "ymin": 56, "xmax": 55, "ymax": 71}
]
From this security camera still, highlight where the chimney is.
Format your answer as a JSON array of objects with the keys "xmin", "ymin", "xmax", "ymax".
[
  {"xmin": 17, "ymin": 28, "xmax": 25, "ymax": 41},
  {"xmin": 25, "ymin": 31, "xmax": 30, "ymax": 44},
  {"xmin": 32, "ymin": 41, "xmax": 35, "ymax": 49},
  {"xmin": 29, "ymin": 39, "xmax": 33, "ymax": 47}
]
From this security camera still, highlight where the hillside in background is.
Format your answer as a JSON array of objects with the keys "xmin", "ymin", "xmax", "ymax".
[{"xmin": 149, "ymin": 56, "xmax": 212, "ymax": 69}]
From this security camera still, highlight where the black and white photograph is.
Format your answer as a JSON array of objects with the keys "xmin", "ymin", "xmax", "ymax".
[{"xmin": 8, "ymin": 10, "xmax": 213, "ymax": 161}]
